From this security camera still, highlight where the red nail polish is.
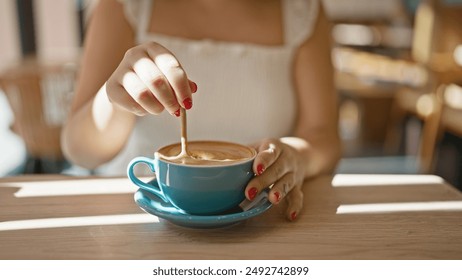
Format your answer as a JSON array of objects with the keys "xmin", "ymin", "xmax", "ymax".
[
  {"xmin": 183, "ymin": 98, "xmax": 192, "ymax": 110},
  {"xmin": 191, "ymin": 82, "xmax": 197, "ymax": 93},
  {"xmin": 257, "ymin": 164, "xmax": 265, "ymax": 175},
  {"xmin": 290, "ymin": 211, "xmax": 297, "ymax": 221},
  {"xmin": 154, "ymin": 79, "xmax": 164, "ymax": 87},
  {"xmin": 274, "ymin": 192, "xmax": 281, "ymax": 203},
  {"xmin": 173, "ymin": 109, "xmax": 180, "ymax": 117},
  {"xmin": 248, "ymin": 187, "xmax": 258, "ymax": 201}
]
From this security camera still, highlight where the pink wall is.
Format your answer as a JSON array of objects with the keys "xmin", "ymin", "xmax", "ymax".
[
  {"xmin": 34, "ymin": 0, "xmax": 80, "ymax": 63},
  {"xmin": 0, "ymin": 0, "xmax": 21, "ymax": 71}
]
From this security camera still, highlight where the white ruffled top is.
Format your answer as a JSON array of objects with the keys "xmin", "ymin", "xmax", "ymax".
[{"xmin": 98, "ymin": 0, "xmax": 319, "ymax": 175}]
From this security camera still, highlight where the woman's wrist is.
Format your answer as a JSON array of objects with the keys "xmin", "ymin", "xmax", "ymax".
[{"xmin": 280, "ymin": 136, "xmax": 340, "ymax": 180}]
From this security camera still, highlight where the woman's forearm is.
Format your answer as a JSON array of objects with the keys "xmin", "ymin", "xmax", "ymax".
[{"xmin": 61, "ymin": 83, "xmax": 136, "ymax": 169}]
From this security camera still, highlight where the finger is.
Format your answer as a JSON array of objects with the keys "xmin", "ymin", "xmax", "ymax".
[
  {"xmin": 144, "ymin": 43, "xmax": 193, "ymax": 110},
  {"xmin": 120, "ymin": 71, "xmax": 165, "ymax": 115},
  {"xmin": 107, "ymin": 76, "xmax": 148, "ymax": 116},
  {"xmin": 285, "ymin": 185, "xmax": 304, "ymax": 222},
  {"xmin": 253, "ymin": 140, "xmax": 282, "ymax": 176},
  {"xmin": 268, "ymin": 172, "xmax": 296, "ymax": 204},
  {"xmin": 154, "ymin": 53, "xmax": 193, "ymax": 109},
  {"xmin": 188, "ymin": 80, "xmax": 198, "ymax": 93},
  {"xmin": 245, "ymin": 159, "xmax": 289, "ymax": 201},
  {"xmin": 132, "ymin": 56, "xmax": 180, "ymax": 114}
]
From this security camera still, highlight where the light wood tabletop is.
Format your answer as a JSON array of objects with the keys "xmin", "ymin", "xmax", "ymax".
[{"xmin": 0, "ymin": 174, "xmax": 461, "ymax": 260}]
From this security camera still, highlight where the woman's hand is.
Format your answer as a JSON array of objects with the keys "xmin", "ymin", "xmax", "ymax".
[
  {"xmin": 106, "ymin": 42, "xmax": 197, "ymax": 117},
  {"xmin": 245, "ymin": 138, "xmax": 309, "ymax": 222}
]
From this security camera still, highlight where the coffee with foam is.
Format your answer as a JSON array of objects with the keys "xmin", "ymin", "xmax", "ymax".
[{"xmin": 156, "ymin": 141, "xmax": 255, "ymax": 166}]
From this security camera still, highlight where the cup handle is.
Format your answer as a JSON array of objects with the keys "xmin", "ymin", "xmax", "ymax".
[{"xmin": 127, "ymin": 157, "xmax": 168, "ymax": 203}]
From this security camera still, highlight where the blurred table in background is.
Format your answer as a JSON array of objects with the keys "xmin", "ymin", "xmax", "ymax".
[
  {"xmin": 336, "ymin": 69, "xmax": 402, "ymax": 155},
  {"xmin": 333, "ymin": 47, "xmax": 426, "ymax": 156}
]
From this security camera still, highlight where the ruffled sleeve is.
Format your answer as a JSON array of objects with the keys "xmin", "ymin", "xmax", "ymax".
[
  {"xmin": 283, "ymin": 0, "xmax": 320, "ymax": 48},
  {"xmin": 117, "ymin": 0, "xmax": 143, "ymax": 31}
]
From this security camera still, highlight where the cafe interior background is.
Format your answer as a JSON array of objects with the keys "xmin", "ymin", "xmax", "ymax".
[{"xmin": 0, "ymin": 0, "xmax": 461, "ymax": 190}]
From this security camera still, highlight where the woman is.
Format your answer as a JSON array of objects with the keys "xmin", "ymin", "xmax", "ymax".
[{"xmin": 62, "ymin": 0, "xmax": 341, "ymax": 221}]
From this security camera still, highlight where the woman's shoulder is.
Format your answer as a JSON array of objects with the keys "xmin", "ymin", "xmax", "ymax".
[{"xmin": 283, "ymin": 0, "xmax": 320, "ymax": 47}]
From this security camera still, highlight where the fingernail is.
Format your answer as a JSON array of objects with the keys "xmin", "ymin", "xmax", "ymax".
[
  {"xmin": 274, "ymin": 192, "xmax": 281, "ymax": 203},
  {"xmin": 248, "ymin": 187, "xmax": 258, "ymax": 201},
  {"xmin": 173, "ymin": 109, "xmax": 180, "ymax": 117},
  {"xmin": 183, "ymin": 98, "xmax": 192, "ymax": 110},
  {"xmin": 190, "ymin": 81, "xmax": 197, "ymax": 93},
  {"xmin": 257, "ymin": 164, "xmax": 265, "ymax": 176},
  {"xmin": 154, "ymin": 79, "xmax": 164, "ymax": 87},
  {"xmin": 290, "ymin": 211, "xmax": 297, "ymax": 221}
]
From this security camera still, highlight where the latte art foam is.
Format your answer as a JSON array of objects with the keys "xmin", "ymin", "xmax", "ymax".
[{"xmin": 157, "ymin": 141, "xmax": 255, "ymax": 166}]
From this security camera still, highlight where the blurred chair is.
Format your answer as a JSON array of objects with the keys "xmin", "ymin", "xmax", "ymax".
[
  {"xmin": 436, "ymin": 82, "xmax": 462, "ymax": 187},
  {"xmin": 0, "ymin": 90, "xmax": 27, "ymax": 176},
  {"xmin": 0, "ymin": 58, "xmax": 76, "ymax": 174},
  {"xmin": 337, "ymin": 0, "xmax": 462, "ymax": 175},
  {"xmin": 440, "ymin": 84, "xmax": 462, "ymax": 137},
  {"xmin": 385, "ymin": 0, "xmax": 462, "ymax": 173}
]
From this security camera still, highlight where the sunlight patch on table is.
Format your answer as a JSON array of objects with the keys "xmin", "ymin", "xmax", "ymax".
[
  {"xmin": 332, "ymin": 174, "xmax": 444, "ymax": 187},
  {"xmin": 0, "ymin": 178, "xmax": 152, "ymax": 198},
  {"xmin": 337, "ymin": 201, "xmax": 462, "ymax": 214},
  {"xmin": 0, "ymin": 213, "xmax": 159, "ymax": 231}
]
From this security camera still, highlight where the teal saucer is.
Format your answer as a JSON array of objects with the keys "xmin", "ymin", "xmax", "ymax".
[{"xmin": 134, "ymin": 181, "xmax": 272, "ymax": 229}]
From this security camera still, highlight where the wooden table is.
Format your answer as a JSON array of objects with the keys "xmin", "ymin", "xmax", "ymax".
[{"xmin": 1, "ymin": 174, "xmax": 461, "ymax": 259}]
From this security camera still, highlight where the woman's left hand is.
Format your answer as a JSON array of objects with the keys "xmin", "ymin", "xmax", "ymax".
[{"xmin": 245, "ymin": 138, "xmax": 307, "ymax": 221}]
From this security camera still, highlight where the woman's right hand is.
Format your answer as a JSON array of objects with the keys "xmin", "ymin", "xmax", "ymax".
[{"xmin": 105, "ymin": 42, "xmax": 197, "ymax": 117}]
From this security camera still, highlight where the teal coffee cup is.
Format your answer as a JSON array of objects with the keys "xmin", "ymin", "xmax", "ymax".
[{"xmin": 127, "ymin": 141, "xmax": 257, "ymax": 215}]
